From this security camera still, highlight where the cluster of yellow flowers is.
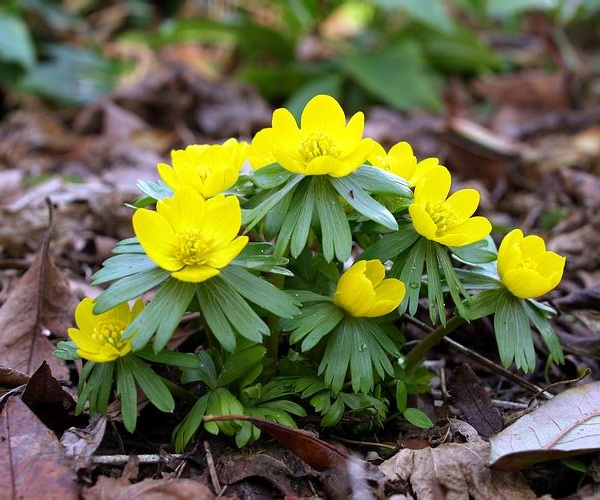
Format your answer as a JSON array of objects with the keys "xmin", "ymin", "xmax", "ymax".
[{"xmin": 68, "ymin": 94, "xmax": 565, "ymax": 363}]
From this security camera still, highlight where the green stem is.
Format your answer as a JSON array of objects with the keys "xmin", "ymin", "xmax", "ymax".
[{"xmin": 403, "ymin": 315, "xmax": 466, "ymax": 370}]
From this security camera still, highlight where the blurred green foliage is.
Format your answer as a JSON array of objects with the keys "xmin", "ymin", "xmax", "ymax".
[{"xmin": 1, "ymin": 0, "xmax": 599, "ymax": 110}]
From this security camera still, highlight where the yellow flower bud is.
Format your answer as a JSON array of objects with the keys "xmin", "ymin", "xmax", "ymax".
[
  {"xmin": 333, "ymin": 260, "xmax": 405, "ymax": 317},
  {"xmin": 498, "ymin": 229, "xmax": 566, "ymax": 299}
]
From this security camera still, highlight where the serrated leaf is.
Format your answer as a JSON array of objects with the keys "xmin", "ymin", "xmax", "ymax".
[
  {"xmin": 490, "ymin": 382, "xmax": 600, "ymax": 469},
  {"xmin": 92, "ymin": 253, "xmax": 158, "ymax": 285},
  {"xmin": 329, "ymin": 176, "xmax": 398, "ymax": 230},
  {"xmin": 93, "ymin": 268, "xmax": 169, "ymax": 314},
  {"xmin": 219, "ymin": 266, "xmax": 300, "ymax": 318},
  {"xmin": 315, "ymin": 177, "xmax": 352, "ymax": 262},
  {"xmin": 128, "ymin": 355, "xmax": 175, "ymax": 413}
]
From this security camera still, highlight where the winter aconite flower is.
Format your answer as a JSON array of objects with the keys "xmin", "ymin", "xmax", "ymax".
[
  {"xmin": 158, "ymin": 139, "xmax": 247, "ymax": 198},
  {"xmin": 333, "ymin": 260, "xmax": 405, "ymax": 317},
  {"xmin": 264, "ymin": 94, "xmax": 374, "ymax": 177},
  {"xmin": 68, "ymin": 298, "xmax": 144, "ymax": 362},
  {"xmin": 498, "ymin": 229, "xmax": 566, "ymax": 299},
  {"xmin": 248, "ymin": 128, "xmax": 276, "ymax": 170},
  {"xmin": 133, "ymin": 188, "xmax": 248, "ymax": 282},
  {"xmin": 409, "ymin": 166, "xmax": 491, "ymax": 247},
  {"xmin": 368, "ymin": 141, "xmax": 439, "ymax": 187}
]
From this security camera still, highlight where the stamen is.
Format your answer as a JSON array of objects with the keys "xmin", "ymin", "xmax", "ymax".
[
  {"xmin": 299, "ymin": 133, "xmax": 339, "ymax": 161},
  {"xmin": 174, "ymin": 230, "xmax": 213, "ymax": 266}
]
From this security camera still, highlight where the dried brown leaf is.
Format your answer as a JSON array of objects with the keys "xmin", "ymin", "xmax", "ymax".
[
  {"xmin": 82, "ymin": 478, "xmax": 215, "ymax": 500},
  {"xmin": 0, "ymin": 397, "xmax": 79, "ymax": 499},
  {"xmin": 380, "ymin": 421, "xmax": 537, "ymax": 500},
  {"xmin": 0, "ymin": 202, "xmax": 78, "ymax": 378},
  {"xmin": 448, "ymin": 364, "xmax": 503, "ymax": 438},
  {"xmin": 61, "ymin": 415, "xmax": 107, "ymax": 471},
  {"xmin": 490, "ymin": 382, "xmax": 600, "ymax": 469}
]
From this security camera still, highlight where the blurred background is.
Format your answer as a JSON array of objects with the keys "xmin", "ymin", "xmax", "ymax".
[{"xmin": 1, "ymin": 0, "xmax": 600, "ymax": 305}]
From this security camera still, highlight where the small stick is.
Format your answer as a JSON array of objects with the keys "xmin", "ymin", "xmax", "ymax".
[
  {"xmin": 92, "ymin": 454, "xmax": 183, "ymax": 465},
  {"xmin": 204, "ymin": 440, "xmax": 221, "ymax": 493},
  {"xmin": 403, "ymin": 315, "xmax": 554, "ymax": 400}
]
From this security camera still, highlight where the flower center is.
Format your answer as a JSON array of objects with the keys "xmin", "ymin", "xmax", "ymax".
[
  {"xmin": 300, "ymin": 133, "xmax": 339, "ymax": 161},
  {"xmin": 426, "ymin": 202, "xmax": 458, "ymax": 235},
  {"xmin": 517, "ymin": 256, "xmax": 539, "ymax": 271},
  {"xmin": 93, "ymin": 320, "xmax": 128, "ymax": 350},
  {"xmin": 175, "ymin": 230, "xmax": 213, "ymax": 266}
]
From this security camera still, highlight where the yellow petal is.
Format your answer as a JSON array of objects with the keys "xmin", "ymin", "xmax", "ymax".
[
  {"xmin": 537, "ymin": 252, "xmax": 566, "ymax": 280},
  {"xmin": 130, "ymin": 299, "xmax": 146, "ymax": 321},
  {"xmin": 445, "ymin": 188, "xmax": 480, "ymax": 223},
  {"xmin": 337, "ymin": 111, "xmax": 365, "ymax": 150},
  {"xmin": 367, "ymin": 279, "xmax": 405, "ymax": 317},
  {"xmin": 410, "ymin": 157, "xmax": 439, "ymax": 186},
  {"xmin": 102, "ymin": 301, "xmax": 132, "ymax": 324},
  {"xmin": 409, "ymin": 203, "xmax": 438, "ymax": 240},
  {"xmin": 367, "ymin": 142, "xmax": 387, "ymax": 164},
  {"xmin": 68, "ymin": 327, "xmax": 101, "ymax": 352},
  {"xmin": 272, "ymin": 108, "xmax": 301, "ymax": 144},
  {"xmin": 167, "ymin": 188, "xmax": 207, "ymax": 232},
  {"xmin": 300, "ymin": 95, "xmax": 346, "ymax": 137},
  {"xmin": 389, "ymin": 141, "xmax": 413, "ymax": 158},
  {"xmin": 304, "ymin": 156, "xmax": 342, "ymax": 176},
  {"xmin": 74, "ymin": 298, "xmax": 96, "ymax": 333},
  {"xmin": 157, "ymin": 163, "xmax": 179, "ymax": 190},
  {"xmin": 171, "ymin": 265, "xmax": 220, "ymax": 283},
  {"xmin": 433, "ymin": 216, "xmax": 492, "ymax": 247},
  {"xmin": 363, "ymin": 260, "xmax": 385, "ymax": 286},
  {"xmin": 249, "ymin": 128, "xmax": 276, "ymax": 170},
  {"xmin": 333, "ymin": 138, "xmax": 375, "ymax": 177},
  {"xmin": 497, "ymin": 229, "xmax": 523, "ymax": 277},
  {"xmin": 413, "ymin": 166, "xmax": 451, "ymax": 204},
  {"xmin": 503, "ymin": 268, "xmax": 555, "ymax": 299},
  {"xmin": 200, "ymin": 195, "xmax": 242, "ymax": 245},
  {"xmin": 205, "ymin": 236, "xmax": 249, "ymax": 268},
  {"xmin": 201, "ymin": 167, "xmax": 239, "ymax": 198},
  {"xmin": 334, "ymin": 272, "xmax": 375, "ymax": 317},
  {"xmin": 391, "ymin": 156, "xmax": 418, "ymax": 181},
  {"xmin": 520, "ymin": 234, "xmax": 547, "ymax": 257},
  {"xmin": 273, "ymin": 145, "xmax": 306, "ymax": 174},
  {"xmin": 133, "ymin": 209, "xmax": 181, "ymax": 271}
]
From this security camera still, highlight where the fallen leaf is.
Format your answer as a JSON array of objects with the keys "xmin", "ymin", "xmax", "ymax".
[
  {"xmin": 0, "ymin": 396, "xmax": 79, "ymax": 499},
  {"xmin": 0, "ymin": 201, "xmax": 78, "ymax": 378},
  {"xmin": 204, "ymin": 414, "xmax": 349, "ymax": 471},
  {"xmin": 61, "ymin": 415, "xmax": 107, "ymax": 471},
  {"xmin": 379, "ymin": 420, "xmax": 537, "ymax": 500},
  {"xmin": 82, "ymin": 477, "xmax": 215, "ymax": 500},
  {"xmin": 490, "ymin": 382, "xmax": 600, "ymax": 469},
  {"xmin": 448, "ymin": 363, "xmax": 503, "ymax": 437}
]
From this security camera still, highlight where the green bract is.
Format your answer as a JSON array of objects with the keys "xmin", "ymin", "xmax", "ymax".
[{"xmin": 55, "ymin": 94, "xmax": 566, "ymax": 451}]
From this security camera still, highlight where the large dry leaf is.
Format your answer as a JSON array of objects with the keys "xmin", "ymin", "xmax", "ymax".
[
  {"xmin": 83, "ymin": 478, "xmax": 215, "ymax": 500},
  {"xmin": 0, "ymin": 397, "xmax": 79, "ymax": 499},
  {"xmin": 379, "ymin": 421, "xmax": 536, "ymax": 500},
  {"xmin": 0, "ymin": 203, "xmax": 78, "ymax": 378},
  {"xmin": 490, "ymin": 382, "xmax": 600, "ymax": 469}
]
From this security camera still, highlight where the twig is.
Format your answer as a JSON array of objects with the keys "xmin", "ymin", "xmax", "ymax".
[
  {"xmin": 203, "ymin": 440, "xmax": 221, "ymax": 493},
  {"xmin": 92, "ymin": 454, "xmax": 183, "ymax": 465},
  {"xmin": 403, "ymin": 315, "xmax": 554, "ymax": 400},
  {"xmin": 331, "ymin": 436, "xmax": 396, "ymax": 451}
]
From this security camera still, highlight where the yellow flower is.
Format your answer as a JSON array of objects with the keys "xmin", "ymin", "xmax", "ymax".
[
  {"xmin": 133, "ymin": 188, "xmax": 248, "ymax": 283},
  {"xmin": 368, "ymin": 141, "xmax": 440, "ymax": 187},
  {"xmin": 333, "ymin": 260, "xmax": 405, "ymax": 317},
  {"xmin": 157, "ymin": 139, "xmax": 248, "ymax": 198},
  {"xmin": 248, "ymin": 128, "xmax": 276, "ymax": 170},
  {"xmin": 498, "ymin": 229, "xmax": 566, "ymax": 299},
  {"xmin": 68, "ymin": 298, "xmax": 143, "ymax": 362},
  {"xmin": 268, "ymin": 94, "xmax": 375, "ymax": 177},
  {"xmin": 409, "ymin": 166, "xmax": 491, "ymax": 247}
]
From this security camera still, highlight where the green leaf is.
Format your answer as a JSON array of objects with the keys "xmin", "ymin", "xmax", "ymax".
[
  {"xmin": 403, "ymin": 407, "xmax": 433, "ymax": 429},
  {"xmin": 219, "ymin": 266, "xmax": 300, "ymax": 318},
  {"xmin": 384, "ymin": 0, "xmax": 454, "ymax": 33},
  {"xmin": 251, "ymin": 163, "xmax": 293, "ymax": 189},
  {"xmin": 204, "ymin": 388, "xmax": 244, "ymax": 436},
  {"xmin": 232, "ymin": 243, "xmax": 293, "ymax": 276},
  {"xmin": 358, "ymin": 223, "xmax": 420, "ymax": 262},
  {"xmin": 0, "ymin": 14, "xmax": 35, "ymax": 68},
  {"xmin": 351, "ymin": 165, "xmax": 413, "ymax": 198},
  {"xmin": 116, "ymin": 358, "xmax": 137, "ymax": 432},
  {"xmin": 396, "ymin": 380, "xmax": 408, "ymax": 412},
  {"xmin": 217, "ymin": 343, "xmax": 267, "ymax": 387},
  {"xmin": 426, "ymin": 240, "xmax": 445, "ymax": 325},
  {"xmin": 494, "ymin": 292, "xmax": 536, "ymax": 372},
  {"xmin": 287, "ymin": 302, "xmax": 345, "ymax": 350},
  {"xmin": 342, "ymin": 40, "xmax": 441, "ymax": 111},
  {"xmin": 135, "ymin": 348, "xmax": 203, "ymax": 370},
  {"xmin": 196, "ymin": 284, "xmax": 237, "ymax": 352},
  {"xmin": 524, "ymin": 301, "xmax": 565, "ymax": 365},
  {"xmin": 329, "ymin": 176, "xmax": 398, "ymax": 230},
  {"xmin": 315, "ymin": 177, "xmax": 352, "ymax": 262},
  {"xmin": 464, "ymin": 288, "xmax": 502, "ymax": 320},
  {"xmin": 274, "ymin": 177, "xmax": 314, "ymax": 257},
  {"xmin": 87, "ymin": 362, "xmax": 114, "ymax": 415},
  {"xmin": 454, "ymin": 269, "xmax": 501, "ymax": 290},
  {"xmin": 136, "ymin": 179, "xmax": 173, "ymax": 201},
  {"xmin": 53, "ymin": 340, "xmax": 79, "ymax": 361},
  {"xmin": 436, "ymin": 244, "xmax": 470, "ymax": 319},
  {"xmin": 128, "ymin": 356, "xmax": 175, "ymax": 413},
  {"xmin": 450, "ymin": 236, "xmax": 497, "ymax": 265},
  {"xmin": 173, "ymin": 394, "xmax": 209, "ymax": 452},
  {"xmin": 124, "ymin": 278, "xmax": 195, "ymax": 352},
  {"xmin": 199, "ymin": 279, "xmax": 268, "ymax": 344},
  {"xmin": 394, "ymin": 238, "xmax": 427, "ymax": 315},
  {"xmin": 321, "ymin": 397, "xmax": 345, "ymax": 427},
  {"xmin": 243, "ymin": 174, "xmax": 304, "ymax": 231},
  {"xmin": 181, "ymin": 350, "xmax": 219, "ymax": 388},
  {"xmin": 93, "ymin": 268, "xmax": 170, "ymax": 314},
  {"xmin": 92, "ymin": 254, "xmax": 158, "ymax": 285}
]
